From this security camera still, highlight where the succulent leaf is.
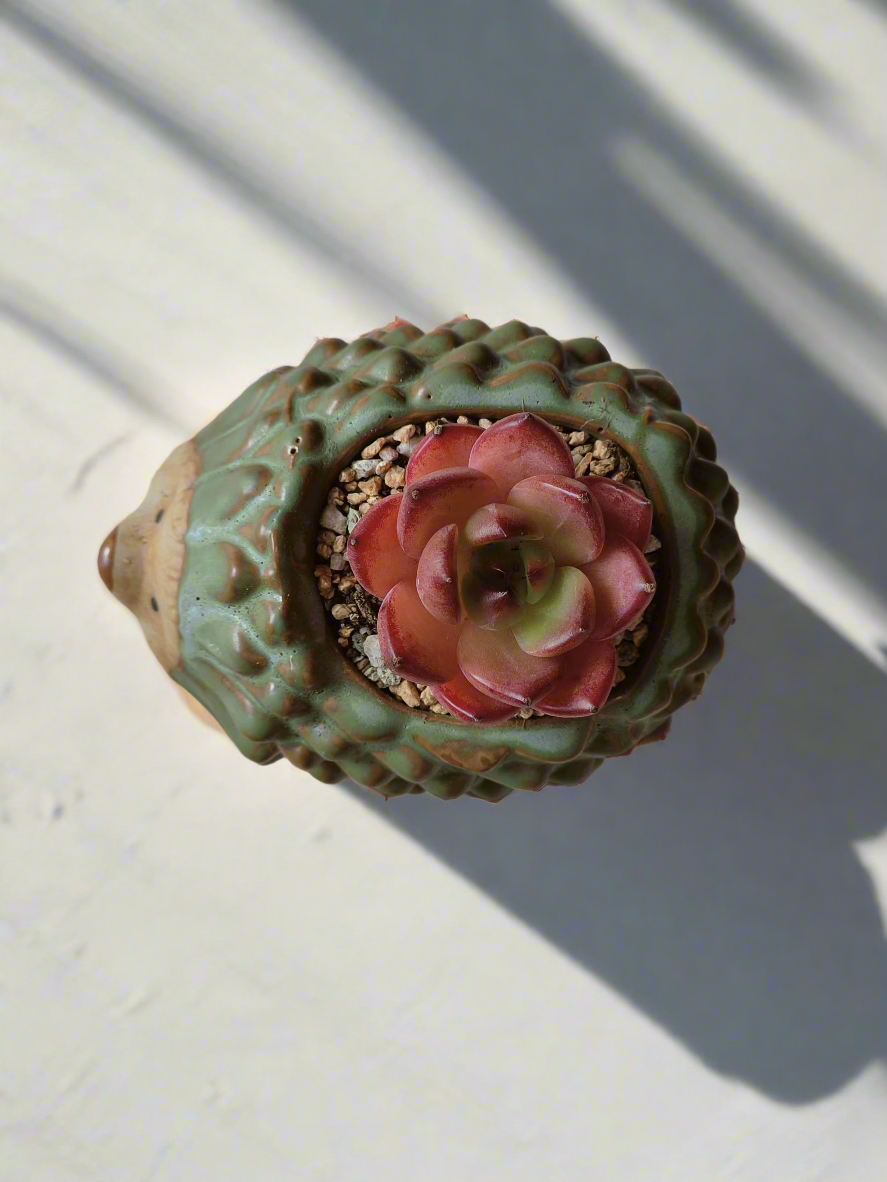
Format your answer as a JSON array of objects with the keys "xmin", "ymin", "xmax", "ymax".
[
  {"xmin": 508, "ymin": 475, "xmax": 605, "ymax": 566},
  {"xmin": 512, "ymin": 566, "xmax": 596, "ymax": 657},
  {"xmin": 461, "ymin": 572, "xmax": 526, "ymax": 631},
  {"xmin": 346, "ymin": 494, "xmax": 417, "ymax": 598},
  {"xmin": 463, "ymin": 503, "xmax": 542, "ymax": 547},
  {"xmin": 405, "ymin": 423, "xmax": 483, "ymax": 485},
  {"xmin": 535, "ymin": 639, "xmax": 618, "ymax": 717},
  {"xmin": 416, "ymin": 523, "xmax": 462, "ymax": 624},
  {"xmin": 397, "ymin": 466, "xmax": 499, "ymax": 559},
  {"xmin": 580, "ymin": 474, "xmax": 652, "ymax": 550},
  {"xmin": 580, "ymin": 535, "xmax": 656, "ymax": 641},
  {"xmin": 519, "ymin": 540, "xmax": 556, "ymax": 604},
  {"xmin": 468, "ymin": 412, "xmax": 574, "ymax": 495},
  {"xmin": 432, "ymin": 672, "xmax": 520, "ymax": 723},
  {"xmin": 457, "ymin": 621, "xmax": 561, "ymax": 707},
  {"xmin": 378, "ymin": 579, "xmax": 461, "ymax": 684}
]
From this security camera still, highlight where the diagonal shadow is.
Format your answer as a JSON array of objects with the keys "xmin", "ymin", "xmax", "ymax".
[
  {"xmin": 351, "ymin": 561, "xmax": 887, "ymax": 1103},
  {"xmin": 0, "ymin": 280, "xmax": 186, "ymax": 431},
  {"xmin": 662, "ymin": 0, "xmax": 827, "ymax": 105},
  {"xmin": 9, "ymin": 0, "xmax": 884, "ymax": 1102},
  {"xmin": 0, "ymin": 0, "xmax": 439, "ymax": 328},
  {"xmin": 262, "ymin": 0, "xmax": 887, "ymax": 1099},
  {"xmin": 276, "ymin": 0, "xmax": 887, "ymax": 593}
]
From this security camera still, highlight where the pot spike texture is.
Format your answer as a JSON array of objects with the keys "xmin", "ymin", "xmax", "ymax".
[{"xmin": 98, "ymin": 318, "xmax": 742, "ymax": 801}]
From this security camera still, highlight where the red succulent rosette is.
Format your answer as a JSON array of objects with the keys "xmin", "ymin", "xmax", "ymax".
[{"xmin": 346, "ymin": 413, "xmax": 656, "ymax": 722}]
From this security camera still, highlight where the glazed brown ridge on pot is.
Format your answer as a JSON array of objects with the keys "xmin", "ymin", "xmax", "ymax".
[{"xmin": 97, "ymin": 317, "xmax": 743, "ymax": 801}]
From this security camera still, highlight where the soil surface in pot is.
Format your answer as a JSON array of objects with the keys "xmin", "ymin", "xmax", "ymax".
[{"xmin": 313, "ymin": 417, "xmax": 661, "ymax": 717}]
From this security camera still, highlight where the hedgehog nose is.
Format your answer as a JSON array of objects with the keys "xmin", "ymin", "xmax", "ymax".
[{"xmin": 97, "ymin": 526, "xmax": 118, "ymax": 592}]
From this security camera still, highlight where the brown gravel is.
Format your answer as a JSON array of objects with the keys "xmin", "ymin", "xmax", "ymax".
[{"xmin": 314, "ymin": 418, "xmax": 660, "ymax": 717}]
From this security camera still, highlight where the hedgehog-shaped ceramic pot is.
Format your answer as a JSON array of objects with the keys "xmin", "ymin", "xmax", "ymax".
[{"xmin": 98, "ymin": 317, "xmax": 743, "ymax": 802}]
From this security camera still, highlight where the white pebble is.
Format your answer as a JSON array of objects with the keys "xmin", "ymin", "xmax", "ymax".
[
  {"xmin": 320, "ymin": 504, "xmax": 347, "ymax": 533},
  {"xmin": 362, "ymin": 635, "xmax": 384, "ymax": 668}
]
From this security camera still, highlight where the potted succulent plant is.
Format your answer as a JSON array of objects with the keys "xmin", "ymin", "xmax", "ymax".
[{"xmin": 98, "ymin": 316, "xmax": 742, "ymax": 801}]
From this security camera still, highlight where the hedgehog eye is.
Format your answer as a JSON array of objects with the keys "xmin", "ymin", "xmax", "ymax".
[
  {"xmin": 155, "ymin": 509, "xmax": 164, "ymax": 523},
  {"xmin": 150, "ymin": 596, "xmax": 159, "ymax": 612}
]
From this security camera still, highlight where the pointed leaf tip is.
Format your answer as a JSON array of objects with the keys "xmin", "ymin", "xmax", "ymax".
[
  {"xmin": 378, "ymin": 580, "xmax": 461, "ymax": 684},
  {"xmin": 469, "ymin": 412, "xmax": 574, "ymax": 495},
  {"xmin": 508, "ymin": 475, "xmax": 604, "ymax": 566},
  {"xmin": 406, "ymin": 423, "xmax": 483, "ymax": 485},
  {"xmin": 397, "ymin": 466, "xmax": 498, "ymax": 558},
  {"xmin": 513, "ymin": 567, "xmax": 596, "ymax": 657},
  {"xmin": 416, "ymin": 523, "xmax": 462, "ymax": 624},
  {"xmin": 536, "ymin": 638, "xmax": 617, "ymax": 717},
  {"xmin": 581, "ymin": 535, "xmax": 656, "ymax": 641},
  {"xmin": 580, "ymin": 474, "xmax": 652, "ymax": 550},
  {"xmin": 457, "ymin": 621, "xmax": 561, "ymax": 706},
  {"xmin": 432, "ymin": 672, "xmax": 519, "ymax": 723}
]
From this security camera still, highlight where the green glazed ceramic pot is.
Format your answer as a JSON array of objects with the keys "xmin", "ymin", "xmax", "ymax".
[{"xmin": 97, "ymin": 317, "xmax": 742, "ymax": 801}]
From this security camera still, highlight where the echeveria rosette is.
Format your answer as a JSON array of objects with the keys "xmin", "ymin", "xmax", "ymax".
[{"xmin": 347, "ymin": 413, "xmax": 656, "ymax": 722}]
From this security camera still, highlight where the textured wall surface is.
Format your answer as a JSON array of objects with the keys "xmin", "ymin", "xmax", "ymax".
[{"xmin": 2, "ymin": 2, "xmax": 887, "ymax": 1179}]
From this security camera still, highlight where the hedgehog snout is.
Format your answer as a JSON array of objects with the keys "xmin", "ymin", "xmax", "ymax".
[{"xmin": 97, "ymin": 526, "xmax": 118, "ymax": 593}]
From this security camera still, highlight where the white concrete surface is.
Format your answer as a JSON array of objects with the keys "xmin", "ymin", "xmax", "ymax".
[{"xmin": 2, "ymin": 2, "xmax": 887, "ymax": 1179}]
